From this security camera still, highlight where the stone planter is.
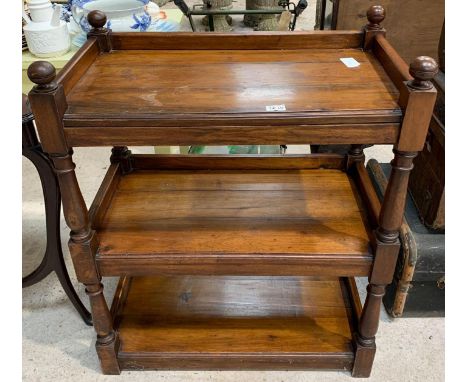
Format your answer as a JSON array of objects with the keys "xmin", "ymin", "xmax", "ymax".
[
  {"xmin": 202, "ymin": 0, "xmax": 233, "ymax": 31},
  {"xmin": 244, "ymin": 0, "xmax": 281, "ymax": 31}
]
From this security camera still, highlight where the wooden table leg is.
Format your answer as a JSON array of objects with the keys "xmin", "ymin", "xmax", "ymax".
[{"xmin": 22, "ymin": 94, "xmax": 92, "ymax": 326}]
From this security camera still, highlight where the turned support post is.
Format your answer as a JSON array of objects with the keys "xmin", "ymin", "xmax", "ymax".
[
  {"xmin": 87, "ymin": 10, "xmax": 112, "ymax": 52},
  {"xmin": 346, "ymin": 144, "xmax": 365, "ymax": 170},
  {"xmin": 353, "ymin": 54, "xmax": 438, "ymax": 378},
  {"xmin": 111, "ymin": 146, "xmax": 133, "ymax": 174},
  {"xmin": 27, "ymin": 61, "xmax": 120, "ymax": 375},
  {"xmin": 375, "ymin": 150, "xmax": 417, "ymax": 243}
]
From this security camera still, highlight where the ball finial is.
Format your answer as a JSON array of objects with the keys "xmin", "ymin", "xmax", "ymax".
[
  {"xmin": 366, "ymin": 5, "xmax": 386, "ymax": 30},
  {"xmin": 409, "ymin": 56, "xmax": 439, "ymax": 90},
  {"xmin": 27, "ymin": 61, "xmax": 57, "ymax": 91},
  {"xmin": 87, "ymin": 10, "xmax": 107, "ymax": 30}
]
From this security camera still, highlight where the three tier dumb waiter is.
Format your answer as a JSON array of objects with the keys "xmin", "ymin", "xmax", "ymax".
[{"xmin": 27, "ymin": 5, "xmax": 437, "ymax": 377}]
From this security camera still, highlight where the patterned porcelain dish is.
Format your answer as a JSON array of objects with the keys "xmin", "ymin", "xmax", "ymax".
[{"xmin": 71, "ymin": 0, "xmax": 156, "ymax": 33}]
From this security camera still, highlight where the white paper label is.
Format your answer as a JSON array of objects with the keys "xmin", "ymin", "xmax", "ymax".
[
  {"xmin": 266, "ymin": 104, "xmax": 287, "ymax": 112},
  {"xmin": 340, "ymin": 57, "xmax": 360, "ymax": 68}
]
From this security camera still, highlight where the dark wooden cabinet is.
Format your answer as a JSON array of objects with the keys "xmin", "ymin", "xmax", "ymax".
[
  {"xmin": 316, "ymin": 0, "xmax": 445, "ymax": 65},
  {"xmin": 408, "ymin": 103, "xmax": 445, "ymax": 230},
  {"xmin": 26, "ymin": 7, "xmax": 437, "ymax": 377},
  {"xmin": 408, "ymin": 26, "xmax": 445, "ymax": 231}
]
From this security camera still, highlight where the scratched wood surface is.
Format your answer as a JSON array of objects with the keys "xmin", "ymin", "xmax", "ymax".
[
  {"xmin": 64, "ymin": 49, "xmax": 400, "ymax": 124},
  {"xmin": 114, "ymin": 275, "xmax": 356, "ymax": 370},
  {"xmin": 94, "ymin": 168, "xmax": 372, "ymax": 276}
]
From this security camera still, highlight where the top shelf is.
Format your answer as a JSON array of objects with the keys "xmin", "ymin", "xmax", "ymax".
[
  {"xmin": 29, "ymin": 29, "xmax": 421, "ymax": 147},
  {"xmin": 64, "ymin": 47, "xmax": 401, "ymax": 124}
]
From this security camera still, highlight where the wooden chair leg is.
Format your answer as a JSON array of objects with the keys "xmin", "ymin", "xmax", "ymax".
[
  {"xmin": 86, "ymin": 282, "xmax": 120, "ymax": 374},
  {"xmin": 353, "ymin": 149, "xmax": 417, "ymax": 377},
  {"xmin": 346, "ymin": 143, "xmax": 380, "ymax": 378},
  {"xmin": 24, "ymin": 148, "xmax": 92, "ymax": 326},
  {"xmin": 352, "ymin": 283, "xmax": 385, "ymax": 377},
  {"xmin": 51, "ymin": 149, "xmax": 120, "ymax": 374},
  {"xmin": 22, "ymin": 94, "xmax": 92, "ymax": 326}
]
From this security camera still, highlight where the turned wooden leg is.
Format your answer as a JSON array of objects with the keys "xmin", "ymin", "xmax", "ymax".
[
  {"xmin": 22, "ymin": 94, "xmax": 92, "ymax": 325},
  {"xmin": 61, "ymin": 154, "xmax": 120, "ymax": 374},
  {"xmin": 352, "ymin": 149, "xmax": 417, "ymax": 378},
  {"xmin": 28, "ymin": 60, "xmax": 121, "ymax": 375},
  {"xmin": 86, "ymin": 283, "xmax": 120, "ymax": 374},
  {"xmin": 352, "ymin": 284, "xmax": 385, "ymax": 377},
  {"xmin": 111, "ymin": 146, "xmax": 133, "ymax": 174},
  {"xmin": 346, "ymin": 144, "xmax": 365, "ymax": 170}
]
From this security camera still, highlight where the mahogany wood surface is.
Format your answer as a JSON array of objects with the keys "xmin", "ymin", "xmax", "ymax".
[
  {"xmin": 63, "ymin": 48, "xmax": 401, "ymax": 133},
  {"xmin": 373, "ymin": 34, "xmax": 411, "ymax": 94},
  {"xmin": 352, "ymin": 161, "xmax": 381, "ymax": 229},
  {"xmin": 25, "ymin": 8, "xmax": 439, "ymax": 376},
  {"xmin": 88, "ymin": 162, "xmax": 121, "ymax": 229},
  {"xmin": 27, "ymin": 61, "xmax": 121, "ymax": 375},
  {"xmin": 93, "ymin": 167, "xmax": 372, "ymax": 277},
  {"xmin": 113, "ymin": 275, "xmax": 359, "ymax": 370},
  {"xmin": 22, "ymin": 94, "xmax": 92, "ymax": 325},
  {"xmin": 65, "ymin": 123, "xmax": 401, "ymax": 147},
  {"xmin": 111, "ymin": 31, "xmax": 364, "ymax": 50},
  {"xmin": 55, "ymin": 38, "xmax": 100, "ymax": 96},
  {"xmin": 131, "ymin": 153, "xmax": 346, "ymax": 170}
]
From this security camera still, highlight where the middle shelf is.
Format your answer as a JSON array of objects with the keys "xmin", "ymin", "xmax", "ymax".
[{"xmin": 90, "ymin": 155, "xmax": 374, "ymax": 277}]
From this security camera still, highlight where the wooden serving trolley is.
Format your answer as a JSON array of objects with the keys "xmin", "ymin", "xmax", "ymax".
[{"xmin": 27, "ymin": 5, "xmax": 437, "ymax": 377}]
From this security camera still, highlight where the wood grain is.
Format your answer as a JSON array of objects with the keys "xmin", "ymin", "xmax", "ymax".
[
  {"xmin": 26, "ymin": 28, "xmax": 439, "ymax": 376},
  {"xmin": 408, "ymin": 116, "xmax": 445, "ymax": 229},
  {"xmin": 114, "ymin": 275, "xmax": 357, "ymax": 370},
  {"xmin": 352, "ymin": 161, "xmax": 381, "ymax": 229},
  {"xmin": 111, "ymin": 31, "xmax": 363, "ymax": 50},
  {"xmin": 373, "ymin": 34, "xmax": 411, "ymax": 94},
  {"xmin": 64, "ymin": 123, "xmax": 401, "ymax": 147},
  {"xmin": 94, "ymin": 168, "xmax": 372, "ymax": 276},
  {"xmin": 131, "ymin": 154, "xmax": 346, "ymax": 170},
  {"xmin": 88, "ymin": 162, "xmax": 121, "ymax": 229},
  {"xmin": 64, "ymin": 49, "xmax": 400, "ymax": 125},
  {"xmin": 63, "ymin": 111, "xmax": 402, "ymax": 127},
  {"xmin": 397, "ymin": 89, "xmax": 437, "ymax": 152},
  {"xmin": 334, "ymin": 0, "xmax": 445, "ymax": 65},
  {"xmin": 55, "ymin": 38, "xmax": 100, "ymax": 96}
]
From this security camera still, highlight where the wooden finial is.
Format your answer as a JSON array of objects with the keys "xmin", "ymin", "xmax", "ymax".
[
  {"xmin": 27, "ymin": 61, "xmax": 57, "ymax": 92},
  {"xmin": 366, "ymin": 5, "xmax": 385, "ymax": 30},
  {"xmin": 87, "ymin": 10, "xmax": 112, "ymax": 52},
  {"xmin": 87, "ymin": 10, "xmax": 107, "ymax": 30},
  {"xmin": 409, "ymin": 56, "xmax": 439, "ymax": 90}
]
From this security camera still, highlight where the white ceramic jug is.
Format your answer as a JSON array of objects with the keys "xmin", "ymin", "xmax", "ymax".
[
  {"xmin": 23, "ymin": 4, "xmax": 71, "ymax": 58},
  {"xmin": 27, "ymin": 0, "xmax": 54, "ymax": 22}
]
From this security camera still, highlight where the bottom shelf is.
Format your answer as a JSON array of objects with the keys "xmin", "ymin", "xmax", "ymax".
[{"xmin": 112, "ymin": 275, "xmax": 362, "ymax": 371}]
